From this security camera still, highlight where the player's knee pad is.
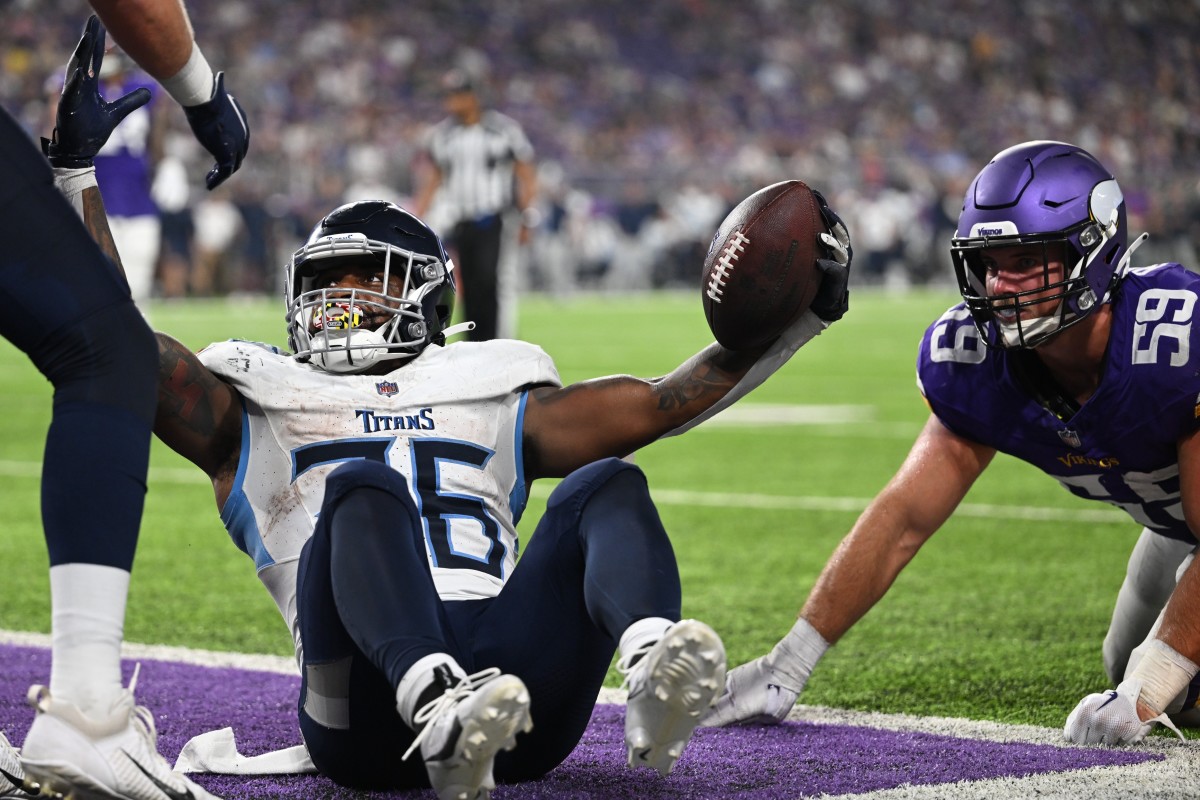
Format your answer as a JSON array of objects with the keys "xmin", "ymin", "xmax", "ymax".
[{"xmin": 32, "ymin": 299, "xmax": 158, "ymax": 423}]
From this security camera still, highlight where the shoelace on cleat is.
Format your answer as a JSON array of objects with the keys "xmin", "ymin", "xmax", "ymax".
[
  {"xmin": 617, "ymin": 635, "xmax": 664, "ymax": 691},
  {"xmin": 401, "ymin": 667, "xmax": 502, "ymax": 761}
]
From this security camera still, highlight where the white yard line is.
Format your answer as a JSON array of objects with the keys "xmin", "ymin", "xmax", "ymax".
[
  {"xmin": 0, "ymin": 459, "xmax": 1127, "ymax": 526},
  {"xmin": 699, "ymin": 404, "xmax": 876, "ymax": 426},
  {"xmin": 0, "ymin": 629, "xmax": 299, "ymax": 676}
]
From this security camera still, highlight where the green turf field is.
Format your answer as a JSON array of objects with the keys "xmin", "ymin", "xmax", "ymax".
[{"xmin": 0, "ymin": 289, "xmax": 1142, "ymax": 729}]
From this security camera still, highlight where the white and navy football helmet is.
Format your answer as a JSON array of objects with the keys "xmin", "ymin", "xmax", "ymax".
[
  {"xmin": 286, "ymin": 201, "xmax": 460, "ymax": 373},
  {"xmin": 950, "ymin": 141, "xmax": 1145, "ymax": 349}
]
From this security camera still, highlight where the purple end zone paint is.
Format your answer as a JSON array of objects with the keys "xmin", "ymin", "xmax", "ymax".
[{"xmin": 0, "ymin": 644, "xmax": 1159, "ymax": 799}]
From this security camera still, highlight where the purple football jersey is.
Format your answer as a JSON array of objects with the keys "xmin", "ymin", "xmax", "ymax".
[
  {"xmin": 918, "ymin": 262, "xmax": 1200, "ymax": 543},
  {"xmin": 93, "ymin": 76, "xmax": 159, "ymax": 218}
]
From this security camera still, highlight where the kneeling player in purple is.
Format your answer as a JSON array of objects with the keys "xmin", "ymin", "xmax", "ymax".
[
  {"xmin": 704, "ymin": 140, "xmax": 1200, "ymax": 745},
  {"xmin": 51, "ymin": 47, "xmax": 854, "ymax": 798}
]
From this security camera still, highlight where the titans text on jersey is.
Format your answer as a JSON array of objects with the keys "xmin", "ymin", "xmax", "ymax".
[{"xmin": 198, "ymin": 337, "xmax": 561, "ymax": 662}]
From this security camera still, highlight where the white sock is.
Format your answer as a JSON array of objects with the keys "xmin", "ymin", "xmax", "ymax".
[
  {"xmin": 160, "ymin": 43, "xmax": 216, "ymax": 107},
  {"xmin": 619, "ymin": 616, "xmax": 675, "ymax": 664},
  {"xmin": 395, "ymin": 653, "xmax": 466, "ymax": 728},
  {"xmin": 49, "ymin": 563, "xmax": 129, "ymax": 714}
]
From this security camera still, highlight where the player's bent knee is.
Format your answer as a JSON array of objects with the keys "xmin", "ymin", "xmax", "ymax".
[
  {"xmin": 35, "ymin": 300, "xmax": 158, "ymax": 421},
  {"xmin": 324, "ymin": 460, "xmax": 415, "ymax": 510},
  {"xmin": 547, "ymin": 457, "xmax": 647, "ymax": 509}
]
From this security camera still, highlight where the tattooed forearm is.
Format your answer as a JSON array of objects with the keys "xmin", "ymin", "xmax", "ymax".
[
  {"xmin": 652, "ymin": 343, "xmax": 762, "ymax": 413},
  {"xmin": 531, "ymin": 344, "xmax": 760, "ymax": 420},
  {"xmin": 80, "ymin": 186, "xmax": 128, "ymax": 284},
  {"xmin": 652, "ymin": 364, "xmax": 732, "ymax": 412}
]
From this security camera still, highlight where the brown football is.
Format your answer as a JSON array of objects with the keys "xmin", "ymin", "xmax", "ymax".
[{"xmin": 701, "ymin": 180, "xmax": 825, "ymax": 350}]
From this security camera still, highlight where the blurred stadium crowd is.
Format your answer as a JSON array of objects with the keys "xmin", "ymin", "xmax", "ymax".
[{"xmin": 3, "ymin": 0, "xmax": 1200, "ymax": 297}]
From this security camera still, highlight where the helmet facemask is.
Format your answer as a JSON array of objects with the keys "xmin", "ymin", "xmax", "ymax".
[
  {"xmin": 952, "ymin": 222, "xmax": 1110, "ymax": 349},
  {"xmin": 286, "ymin": 233, "xmax": 450, "ymax": 374}
]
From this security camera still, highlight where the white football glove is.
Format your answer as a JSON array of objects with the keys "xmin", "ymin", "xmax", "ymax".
[
  {"xmin": 1064, "ymin": 678, "xmax": 1183, "ymax": 745},
  {"xmin": 699, "ymin": 654, "xmax": 804, "ymax": 727}
]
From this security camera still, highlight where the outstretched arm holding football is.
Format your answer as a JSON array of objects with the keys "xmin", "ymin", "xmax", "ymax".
[
  {"xmin": 664, "ymin": 189, "xmax": 851, "ymax": 439},
  {"xmin": 523, "ymin": 186, "xmax": 852, "ymax": 480},
  {"xmin": 703, "ymin": 416, "xmax": 995, "ymax": 727}
]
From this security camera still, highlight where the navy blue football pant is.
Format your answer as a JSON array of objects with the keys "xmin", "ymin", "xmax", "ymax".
[
  {"xmin": 296, "ymin": 457, "xmax": 682, "ymax": 790},
  {"xmin": 0, "ymin": 105, "xmax": 156, "ymax": 570}
]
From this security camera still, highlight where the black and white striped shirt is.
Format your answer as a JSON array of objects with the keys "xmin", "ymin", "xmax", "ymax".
[{"xmin": 424, "ymin": 110, "xmax": 534, "ymax": 224}]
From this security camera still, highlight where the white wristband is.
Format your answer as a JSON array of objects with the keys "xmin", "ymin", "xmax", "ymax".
[
  {"xmin": 160, "ymin": 43, "xmax": 215, "ymax": 107},
  {"xmin": 52, "ymin": 166, "xmax": 97, "ymax": 218},
  {"xmin": 1129, "ymin": 639, "xmax": 1199, "ymax": 716},
  {"xmin": 766, "ymin": 617, "xmax": 830, "ymax": 687}
]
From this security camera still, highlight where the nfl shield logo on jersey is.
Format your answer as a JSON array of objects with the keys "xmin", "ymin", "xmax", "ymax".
[
  {"xmin": 376, "ymin": 381, "xmax": 399, "ymax": 397},
  {"xmin": 1058, "ymin": 428, "xmax": 1082, "ymax": 448}
]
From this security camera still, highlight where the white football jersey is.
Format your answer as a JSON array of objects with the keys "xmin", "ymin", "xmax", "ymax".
[{"xmin": 198, "ymin": 339, "xmax": 561, "ymax": 662}]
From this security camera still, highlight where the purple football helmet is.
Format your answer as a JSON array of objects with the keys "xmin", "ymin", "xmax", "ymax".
[{"xmin": 950, "ymin": 141, "xmax": 1129, "ymax": 348}]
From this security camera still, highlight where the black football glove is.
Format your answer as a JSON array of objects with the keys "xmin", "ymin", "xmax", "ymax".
[
  {"xmin": 183, "ymin": 71, "xmax": 250, "ymax": 190},
  {"xmin": 41, "ymin": 15, "xmax": 151, "ymax": 169},
  {"xmin": 809, "ymin": 189, "xmax": 852, "ymax": 323}
]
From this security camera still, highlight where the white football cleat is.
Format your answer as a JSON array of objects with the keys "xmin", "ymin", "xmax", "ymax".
[
  {"xmin": 20, "ymin": 672, "xmax": 221, "ymax": 800},
  {"xmin": 0, "ymin": 731, "xmax": 32, "ymax": 798},
  {"xmin": 402, "ymin": 668, "xmax": 533, "ymax": 800},
  {"xmin": 621, "ymin": 619, "xmax": 726, "ymax": 776}
]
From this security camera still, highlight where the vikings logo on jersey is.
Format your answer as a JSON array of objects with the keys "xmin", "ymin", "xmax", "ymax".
[{"xmin": 312, "ymin": 302, "xmax": 364, "ymax": 332}]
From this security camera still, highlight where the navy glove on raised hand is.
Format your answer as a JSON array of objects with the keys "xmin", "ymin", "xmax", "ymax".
[
  {"xmin": 810, "ymin": 189, "xmax": 852, "ymax": 323},
  {"xmin": 42, "ymin": 15, "xmax": 150, "ymax": 168},
  {"xmin": 183, "ymin": 71, "xmax": 250, "ymax": 190}
]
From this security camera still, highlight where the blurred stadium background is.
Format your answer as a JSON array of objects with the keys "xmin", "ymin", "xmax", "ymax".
[{"xmin": 3, "ymin": 0, "xmax": 1200, "ymax": 299}]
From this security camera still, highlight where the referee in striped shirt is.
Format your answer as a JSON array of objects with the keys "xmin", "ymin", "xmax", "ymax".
[{"xmin": 413, "ymin": 69, "xmax": 538, "ymax": 341}]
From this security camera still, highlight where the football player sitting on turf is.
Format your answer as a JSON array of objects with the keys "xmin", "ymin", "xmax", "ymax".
[
  {"xmin": 49, "ymin": 40, "xmax": 853, "ymax": 800},
  {"xmin": 704, "ymin": 140, "xmax": 1200, "ymax": 746}
]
